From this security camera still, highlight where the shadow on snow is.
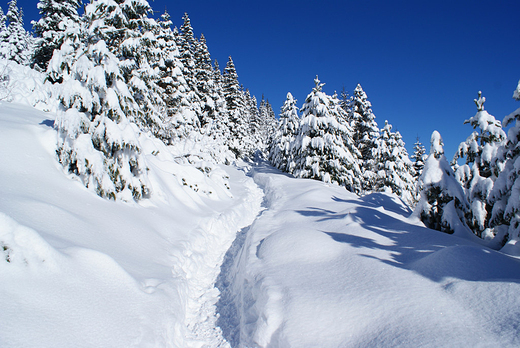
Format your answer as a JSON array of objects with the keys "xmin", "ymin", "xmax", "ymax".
[{"xmin": 296, "ymin": 193, "xmax": 520, "ymax": 284}]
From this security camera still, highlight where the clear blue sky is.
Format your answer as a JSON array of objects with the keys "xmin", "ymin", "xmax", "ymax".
[{"xmin": 10, "ymin": 0, "xmax": 520, "ymax": 158}]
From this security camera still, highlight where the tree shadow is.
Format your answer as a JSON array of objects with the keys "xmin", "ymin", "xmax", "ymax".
[
  {"xmin": 296, "ymin": 202, "xmax": 520, "ymax": 284},
  {"xmin": 332, "ymin": 192, "xmax": 412, "ymax": 218},
  {"xmin": 39, "ymin": 119, "xmax": 54, "ymax": 128}
]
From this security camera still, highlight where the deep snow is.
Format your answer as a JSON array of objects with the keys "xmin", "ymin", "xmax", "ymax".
[
  {"xmin": 217, "ymin": 165, "xmax": 520, "ymax": 347},
  {"xmin": 1, "ymin": 101, "xmax": 520, "ymax": 347}
]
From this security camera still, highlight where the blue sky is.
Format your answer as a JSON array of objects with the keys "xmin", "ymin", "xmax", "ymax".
[{"xmin": 10, "ymin": 0, "xmax": 520, "ymax": 157}]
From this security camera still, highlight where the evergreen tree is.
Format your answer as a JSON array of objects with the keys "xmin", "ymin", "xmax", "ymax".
[
  {"xmin": 257, "ymin": 95, "xmax": 277, "ymax": 152},
  {"xmin": 193, "ymin": 33, "xmax": 218, "ymax": 128},
  {"xmin": 452, "ymin": 91, "xmax": 506, "ymax": 237},
  {"xmin": 154, "ymin": 10, "xmax": 197, "ymax": 143},
  {"xmin": 411, "ymin": 137, "xmax": 427, "ymax": 179},
  {"xmin": 222, "ymin": 56, "xmax": 250, "ymax": 157},
  {"xmin": 351, "ymin": 84, "xmax": 380, "ymax": 192},
  {"xmin": 269, "ymin": 92, "xmax": 300, "ymax": 172},
  {"xmin": 47, "ymin": 0, "xmax": 151, "ymax": 201},
  {"xmin": 489, "ymin": 80, "xmax": 520, "ymax": 248},
  {"xmin": 375, "ymin": 121, "xmax": 416, "ymax": 206},
  {"xmin": 413, "ymin": 131, "xmax": 471, "ymax": 235},
  {"xmin": 32, "ymin": 0, "xmax": 82, "ymax": 70},
  {"xmin": 0, "ymin": 7, "xmax": 6, "ymax": 43},
  {"xmin": 339, "ymin": 87, "xmax": 351, "ymax": 115},
  {"xmin": 175, "ymin": 12, "xmax": 203, "ymax": 127},
  {"xmin": 0, "ymin": 0, "xmax": 32, "ymax": 65},
  {"xmin": 292, "ymin": 76, "xmax": 361, "ymax": 192}
]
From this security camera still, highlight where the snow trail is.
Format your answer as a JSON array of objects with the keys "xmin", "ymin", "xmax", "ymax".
[{"xmin": 180, "ymin": 164, "xmax": 263, "ymax": 347}]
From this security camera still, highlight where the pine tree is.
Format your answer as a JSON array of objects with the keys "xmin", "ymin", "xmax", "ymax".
[
  {"xmin": 489, "ymin": 80, "xmax": 520, "ymax": 248},
  {"xmin": 269, "ymin": 92, "xmax": 300, "ymax": 172},
  {"xmin": 176, "ymin": 12, "xmax": 203, "ymax": 127},
  {"xmin": 292, "ymin": 76, "xmax": 361, "ymax": 192},
  {"xmin": 155, "ymin": 10, "xmax": 198, "ymax": 143},
  {"xmin": 375, "ymin": 121, "xmax": 417, "ymax": 206},
  {"xmin": 413, "ymin": 131, "xmax": 471, "ymax": 235},
  {"xmin": 256, "ymin": 95, "xmax": 277, "ymax": 152},
  {"xmin": 32, "ymin": 0, "xmax": 82, "ymax": 70},
  {"xmin": 411, "ymin": 137, "xmax": 427, "ymax": 179},
  {"xmin": 0, "ymin": 7, "xmax": 6, "ymax": 44},
  {"xmin": 47, "ymin": 0, "xmax": 152, "ymax": 201},
  {"xmin": 339, "ymin": 87, "xmax": 351, "ymax": 115},
  {"xmin": 351, "ymin": 84, "xmax": 380, "ymax": 192},
  {"xmin": 193, "ymin": 33, "xmax": 217, "ymax": 128},
  {"xmin": 452, "ymin": 91, "xmax": 506, "ymax": 237},
  {"xmin": 0, "ymin": 0, "xmax": 32, "ymax": 65},
  {"xmin": 222, "ymin": 56, "xmax": 250, "ymax": 157}
]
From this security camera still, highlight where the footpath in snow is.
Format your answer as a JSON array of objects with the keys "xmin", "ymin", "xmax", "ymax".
[
  {"xmin": 217, "ymin": 163, "xmax": 520, "ymax": 347},
  {"xmin": 0, "ymin": 102, "xmax": 263, "ymax": 347}
]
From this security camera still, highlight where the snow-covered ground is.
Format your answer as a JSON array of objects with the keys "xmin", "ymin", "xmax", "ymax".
[
  {"xmin": 1, "ymin": 101, "xmax": 520, "ymax": 347},
  {"xmin": 218, "ymin": 165, "xmax": 520, "ymax": 347},
  {"xmin": 0, "ymin": 102, "xmax": 262, "ymax": 347}
]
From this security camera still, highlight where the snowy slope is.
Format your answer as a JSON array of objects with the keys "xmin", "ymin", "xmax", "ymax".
[
  {"xmin": 218, "ymin": 164, "xmax": 520, "ymax": 347},
  {"xmin": 0, "ymin": 102, "xmax": 263, "ymax": 347},
  {"xmin": 2, "ymin": 100, "xmax": 520, "ymax": 348}
]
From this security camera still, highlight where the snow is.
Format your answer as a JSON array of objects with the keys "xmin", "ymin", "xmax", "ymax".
[
  {"xmin": 0, "ymin": 102, "xmax": 262, "ymax": 347},
  {"xmin": 1, "ymin": 94, "xmax": 520, "ymax": 346},
  {"xmin": 219, "ymin": 164, "xmax": 520, "ymax": 347}
]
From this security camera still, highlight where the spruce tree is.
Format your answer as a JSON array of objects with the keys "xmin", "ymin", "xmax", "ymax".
[
  {"xmin": 413, "ymin": 131, "xmax": 471, "ymax": 235},
  {"xmin": 269, "ymin": 92, "xmax": 300, "ymax": 172},
  {"xmin": 452, "ymin": 91, "xmax": 506, "ymax": 237},
  {"xmin": 155, "ymin": 10, "xmax": 198, "ymax": 143},
  {"xmin": 375, "ymin": 121, "xmax": 416, "ymax": 206},
  {"xmin": 489, "ymin": 80, "xmax": 520, "ymax": 248},
  {"xmin": 411, "ymin": 137, "xmax": 427, "ymax": 179},
  {"xmin": 292, "ymin": 76, "xmax": 361, "ymax": 192},
  {"xmin": 0, "ymin": 0, "xmax": 32, "ymax": 65},
  {"xmin": 32, "ymin": 0, "xmax": 82, "ymax": 70},
  {"xmin": 47, "ymin": 0, "xmax": 151, "ymax": 201},
  {"xmin": 222, "ymin": 56, "xmax": 250, "ymax": 157},
  {"xmin": 351, "ymin": 84, "xmax": 380, "ymax": 192}
]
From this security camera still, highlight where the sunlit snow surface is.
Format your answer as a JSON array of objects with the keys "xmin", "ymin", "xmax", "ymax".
[
  {"xmin": 218, "ymin": 165, "xmax": 520, "ymax": 347},
  {"xmin": 1, "ymin": 102, "xmax": 520, "ymax": 347}
]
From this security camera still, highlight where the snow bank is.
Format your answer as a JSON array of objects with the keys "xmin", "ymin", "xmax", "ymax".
[
  {"xmin": 0, "ymin": 102, "xmax": 263, "ymax": 347},
  {"xmin": 219, "ymin": 162, "xmax": 520, "ymax": 347}
]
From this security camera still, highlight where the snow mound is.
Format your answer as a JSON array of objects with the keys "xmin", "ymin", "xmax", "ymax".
[
  {"xmin": 0, "ymin": 212, "xmax": 60, "ymax": 269},
  {"xmin": 0, "ymin": 59, "xmax": 58, "ymax": 112}
]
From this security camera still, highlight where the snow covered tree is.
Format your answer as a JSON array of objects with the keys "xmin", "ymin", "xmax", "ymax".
[
  {"xmin": 489, "ymin": 80, "xmax": 520, "ymax": 249},
  {"xmin": 0, "ymin": 0, "xmax": 33, "ymax": 65},
  {"xmin": 411, "ymin": 137, "xmax": 427, "ymax": 179},
  {"xmin": 413, "ymin": 131, "xmax": 470, "ymax": 235},
  {"xmin": 32, "ymin": 0, "xmax": 82, "ymax": 70},
  {"xmin": 193, "ymin": 33, "xmax": 219, "ymax": 128},
  {"xmin": 47, "ymin": 0, "xmax": 151, "ymax": 201},
  {"xmin": 176, "ymin": 13, "xmax": 205, "ymax": 127},
  {"xmin": 375, "ymin": 121, "xmax": 416, "ymax": 206},
  {"xmin": 154, "ymin": 10, "xmax": 199, "ymax": 143},
  {"xmin": 222, "ymin": 56, "xmax": 251, "ymax": 157},
  {"xmin": 452, "ymin": 91, "xmax": 506, "ymax": 237},
  {"xmin": 256, "ymin": 95, "xmax": 277, "ymax": 152},
  {"xmin": 292, "ymin": 76, "xmax": 361, "ymax": 192},
  {"xmin": 0, "ymin": 7, "xmax": 6, "ymax": 40},
  {"xmin": 269, "ymin": 92, "xmax": 300, "ymax": 172},
  {"xmin": 351, "ymin": 84, "xmax": 380, "ymax": 192},
  {"xmin": 339, "ymin": 87, "xmax": 351, "ymax": 115}
]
